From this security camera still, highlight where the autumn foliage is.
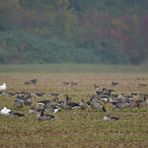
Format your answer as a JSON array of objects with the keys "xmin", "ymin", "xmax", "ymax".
[{"xmin": 0, "ymin": 0, "xmax": 148, "ymax": 64}]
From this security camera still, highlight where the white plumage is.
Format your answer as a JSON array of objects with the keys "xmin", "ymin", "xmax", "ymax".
[
  {"xmin": 0, "ymin": 107, "xmax": 11, "ymax": 116},
  {"xmin": 103, "ymin": 116, "xmax": 110, "ymax": 121},
  {"xmin": 0, "ymin": 83, "xmax": 6, "ymax": 91}
]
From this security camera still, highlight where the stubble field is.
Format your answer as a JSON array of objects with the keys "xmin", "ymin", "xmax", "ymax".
[{"xmin": 0, "ymin": 64, "xmax": 148, "ymax": 148}]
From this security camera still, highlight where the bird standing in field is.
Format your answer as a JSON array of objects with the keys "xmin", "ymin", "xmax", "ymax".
[
  {"xmin": 36, "ymin": 108, "xmax": 54, "ymax": 121},
  {"xmin": 103, "ymin": 114, "xmax": 119, "ymax": 121},
  {"xmin": 0, "ymin": 107, "xmax": 11, "ymax": 116},
  {"xmin": 0, "ymin": 107, "xmax": 25, "ymax": 118},
  {"xmin": 0, "ymin": 83, "xmax": 6, "ymax": 91}
]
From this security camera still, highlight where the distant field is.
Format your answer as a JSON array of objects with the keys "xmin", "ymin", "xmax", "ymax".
[
  {"xmin": 0, "ymin": 64, "xmax": 148, "ymax": 73},
  {"xmin": 0, "ymin": 64, "xmax": 148, "ymax": 148}
]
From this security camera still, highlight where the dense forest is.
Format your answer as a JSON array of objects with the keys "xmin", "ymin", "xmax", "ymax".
[{"xmin": 0, "ymin": 0, "xmax": 148, "ymax": 64}]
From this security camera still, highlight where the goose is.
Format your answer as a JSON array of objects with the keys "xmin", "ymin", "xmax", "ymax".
[
  {"xmin": 103, "ymin": 114, "xmax": 119, "ymax": 121},
  {"xmin": 58, "ymin": 100, "xmax": 65, "ymax": 108},
  {"xmin": 17, "ymin": 92, "xmax": 32, "ymax": 106},
  {"xmin": 46, "ymin": 99, "xmax": 60, "ymax": 108},
  {"xmin": 45, "ymin": 101, "xmax": 61, "ymax": 113},
  {"xmin": 0, "ymin": 107, "xmax": 11, "ymax": 116},
  {"xmin": 96, "ymin": 88, "xmax": 114, "ymax": 100},
  {"xmin": 32, "ymin": 92, "xmax": 45, "ymax": 97},
  {"xmin": 37, "ymin": 99, "xmax": 51, "ymax": 105},
  {"xmin": 62, "ymin": 81, "xmax": 70, "ymax": 86},
  {"xmin": 9, "ymin": 111, "xmax": 25, "ymax": 118},
  {"xmin": 93, "ymin": 84, "xmax": 100, "ymax": 90},
  {"xmin": 24, "ymin": 78, "xmax": 37, "ymax": 85},
  {"xmin": 65, "ymin": 94, "xmax": 81, "ymax": 110},
  {"xmin": 49, "ymin": 93, "xmax": 60, "ymax": 102},
  {"xmin": 29, "ymin": 103, "xmax": 45, "ymax": 114},
  {"xmin": 5, "ymin": 92, "xmax": 16, "ymax": 97},
  {"xmin": 70, "ymin": 81, "xmax": 77, "ymax": 86},
  {"xmin": 99, "ymin": 96, "xmax": 109, "ymax": 103},
  {"xmin": 79, "ymin": 99, "xmax": 89, "ymax": 110},
  {"xmin": 14, "ymin": 98, "xmax": 24, "ymax": 108},
  {"xmin": 30, "ymin": 78, "xmax": 37, "ymax": 84},
  {"xmin": 129, "ymin": 96, "xmax": 148, "ymax": 109},
  {"xmin": 113, "ymin": 102, "xmax": 129, "ymax": 109},
  {"xmin": 138, "ymin": 83, "xmax": 147, "ymax": 87},
  {"xmin": 52, "ymin": 106, "xmax": 61, "ymax": 113},
  {"xmin": 89, "ymin": 96, "xmax": 106, "ymax": 112},
  {"xmin": 62, "ymin": 81, "xmax": 77, "ymax": 87},
  {"xmin": 49, "ymin": 93, "xmax": 60, "ymax": 97},
  {"xmin": 36, "ymin": 103, "xmax": 45, "ymax": 110},
  {"xmin": 20, "ymin": 97, "xmax": 32, "ymax": 106},
  {"xmin": 37, "ymin": 99, "xmax": 61, "ymax": 113},
  {"xmin": 112, "ymin": 81, "xmax": 119, "ymax": 86},
  {"xmin": 0, "ymin": 107, "xmax": 25, "ymax": 118},
  {"xmin": 29, "ymin": 106, "xmax": 42, "ymax": 114},
  {"xmin": 0, "ymin": 83, "xmax": 6, "ymax": 91},
  {"xmin": 36, "ymin": 109, "xmax": 54, "ymax": 121}
]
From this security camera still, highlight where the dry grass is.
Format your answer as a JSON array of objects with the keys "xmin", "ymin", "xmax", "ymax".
[{"xmin": 0, "ymin": 65, "xmax": 148, "ymax": 148}]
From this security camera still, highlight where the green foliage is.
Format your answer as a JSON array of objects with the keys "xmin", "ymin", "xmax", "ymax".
[
  {"xmin": 0, "ymin": 30, "xmax": 130, "ymax": 64},
  {"xmin": 0, "ymin": 0, "xmax": 148, "ymax": 64}
]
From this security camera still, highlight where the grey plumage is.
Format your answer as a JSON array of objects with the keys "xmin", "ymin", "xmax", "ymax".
[{"xmin": 36, "ymin": 109, "xmax": 54, "ymax": 121}]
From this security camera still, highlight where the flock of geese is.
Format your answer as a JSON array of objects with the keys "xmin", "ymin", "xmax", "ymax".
[{"xmin": 0, "ymin": 79, "xmax": 148, "ymax": 122}]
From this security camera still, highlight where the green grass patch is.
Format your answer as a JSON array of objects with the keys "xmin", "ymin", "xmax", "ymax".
[{"xmin": 0, "ymin": 64, "xmax": 148, "ymax": 73}]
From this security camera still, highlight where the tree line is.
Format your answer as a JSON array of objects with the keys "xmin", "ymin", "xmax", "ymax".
[{"xmin": 0, "ymin": 0, "xmax": 148, "ymax": 64}]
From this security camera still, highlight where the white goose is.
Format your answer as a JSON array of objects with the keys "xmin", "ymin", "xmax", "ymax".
[
  {"xmin": 0, "ymin": 107, "xmax": 11, "ymax": 116},
  {"xmin": 0, "ymin": 83, "xmax": 6, "ymax": 91}
]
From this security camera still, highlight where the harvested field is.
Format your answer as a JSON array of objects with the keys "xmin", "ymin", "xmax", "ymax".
[{"xmin": 0, "ymin": 64, "xmax": 148, "ymax": 148}]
